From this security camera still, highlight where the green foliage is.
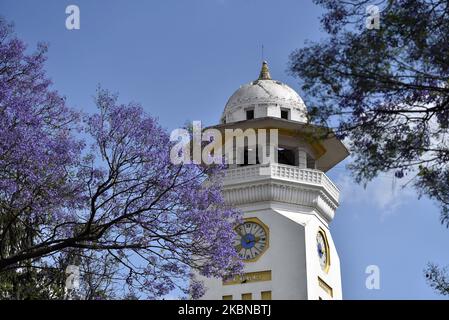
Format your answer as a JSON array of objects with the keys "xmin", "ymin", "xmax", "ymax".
[
  {"xmin": 425, "ymin": 263, "xmax": 449, "ymax": 296},
  {"xmin": 0, "ymin": 266, "xmax": 65, "ymax": 300},
  {"xmin": 290, "ymin": 0, "xmax": 449, "ymax": 296}
]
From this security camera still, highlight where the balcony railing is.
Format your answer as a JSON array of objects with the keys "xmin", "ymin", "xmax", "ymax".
[{"xmin": 223, "ymin": 163, "xmax": 340, "ymax": 202}]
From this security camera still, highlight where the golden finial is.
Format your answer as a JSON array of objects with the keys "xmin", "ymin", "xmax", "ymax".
[{"xmin": 258, "ymin": 60, "xmax": 271, "ymax": 80}]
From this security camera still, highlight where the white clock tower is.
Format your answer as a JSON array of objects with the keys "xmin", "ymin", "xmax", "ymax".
[{"xmin": 198, "ymin": 61, "xmax": 349, "ymax": 300}]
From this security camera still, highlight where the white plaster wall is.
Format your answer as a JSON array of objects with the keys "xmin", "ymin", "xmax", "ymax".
[
  {"xmin": 198, "ymin": 201, "xmax": 342, "ymax": 300},
  {"xmin": 276, "ymin": 208, "xmax": 342, "ymax": 300},
  {"xmin": 224, "ymin": 104, "xmax": 306, "ymax": 124},
  {"xmin": 199, "ymin": 205, "xmax": 306, "ymax": 300}
]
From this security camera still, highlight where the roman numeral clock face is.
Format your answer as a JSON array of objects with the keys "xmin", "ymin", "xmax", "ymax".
[{"xmin": 234, "ymin": 219, "xmax": 268, "ymax": 261}]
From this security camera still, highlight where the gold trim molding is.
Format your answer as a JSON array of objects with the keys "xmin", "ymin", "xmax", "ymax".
[{"xmin": 223, "ymin": 270, "xmax": 272, "ymax": 286}]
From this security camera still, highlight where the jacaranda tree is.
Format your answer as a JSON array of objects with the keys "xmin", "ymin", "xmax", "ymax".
[
  {"xmin": 289, "ymin": 0, "xmax": 449, "ymax": 295},
  {"xmin": 0, "ymin": 18, "xmax": 241, "ymax": 299}
]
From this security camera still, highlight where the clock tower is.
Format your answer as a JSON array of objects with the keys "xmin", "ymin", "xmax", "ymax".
[{"xmin": 198, "ymin": 61, "xmax": 349, "ymax": 300}]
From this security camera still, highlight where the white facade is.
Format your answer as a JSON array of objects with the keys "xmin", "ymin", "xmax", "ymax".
[
  {"xmin": 197, "ymin": 62, "xmax": 348, "ymax": 300},
  {"xmin": 221, "ymin": 78, "xmax": 308, "ymax": 124}
]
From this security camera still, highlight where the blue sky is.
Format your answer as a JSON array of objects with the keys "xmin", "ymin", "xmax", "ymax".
[{"xmin": 1, "ymin": 0, "xmax": 448, "ymax": 299}]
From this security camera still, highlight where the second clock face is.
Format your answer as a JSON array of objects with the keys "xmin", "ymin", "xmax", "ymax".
[
  {"xmin": 234, "ymin": 221, "xmax": 268, "ymax": 261},
  {"xmin": 316, "ymin": 231, "xmax": 329, "ymax": 271}
]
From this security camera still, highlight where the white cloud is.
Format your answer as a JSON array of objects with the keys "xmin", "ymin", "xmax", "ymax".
[{"xmin": 335, "ymin": 171, "xmax": 416, "ymax": 220}]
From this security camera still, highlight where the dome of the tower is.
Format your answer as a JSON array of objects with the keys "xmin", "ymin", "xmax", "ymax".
[{"xmin": 221, "ymin": 61, "xmax": 307, "ymax": 124}]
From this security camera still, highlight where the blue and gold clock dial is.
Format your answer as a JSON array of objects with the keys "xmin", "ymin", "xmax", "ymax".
[
  {"xmin": 234, "ymin": 221, "xmax": 268, "ymax": 261},
  {"xmin": 316, "ymin": 230, "xmax": 330, "ymax": 272}
]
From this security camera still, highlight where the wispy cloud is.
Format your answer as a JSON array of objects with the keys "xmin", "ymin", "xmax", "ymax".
[{"xmin": 335, "ymin": 171, "xmax": 416, "ymax": 220}]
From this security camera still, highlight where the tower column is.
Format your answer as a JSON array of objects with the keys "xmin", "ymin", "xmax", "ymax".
[
  {"xmin": 297, "ymin": 148, "xmax": 307, "ymax": 169},
  {"xmin": 196, "ymin": 60, "xmax": 349, "ymax": 301}
]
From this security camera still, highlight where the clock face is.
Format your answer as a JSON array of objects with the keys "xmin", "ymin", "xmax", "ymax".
[
  {"xmin": 316, "ymin": 231, "xmax": 329, "ymax": 271},
  {"xmin": 234, "ymin": 220, "xmax": 268, "ymax": 261}
]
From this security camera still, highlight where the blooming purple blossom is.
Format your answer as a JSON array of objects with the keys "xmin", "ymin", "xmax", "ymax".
[{"xmin": 0, "ymin": 19, "xmax": 242, "ymax": 299}]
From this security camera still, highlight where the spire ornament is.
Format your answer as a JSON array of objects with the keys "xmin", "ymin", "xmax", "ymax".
[{"xmin": 258, "ymin": 61, "xmax": 272, "ymax": 80}]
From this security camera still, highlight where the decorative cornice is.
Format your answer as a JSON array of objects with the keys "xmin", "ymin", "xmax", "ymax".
[{"xmin": 222, "ymin": 164, "xmax": 340, "ymax": 222}]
